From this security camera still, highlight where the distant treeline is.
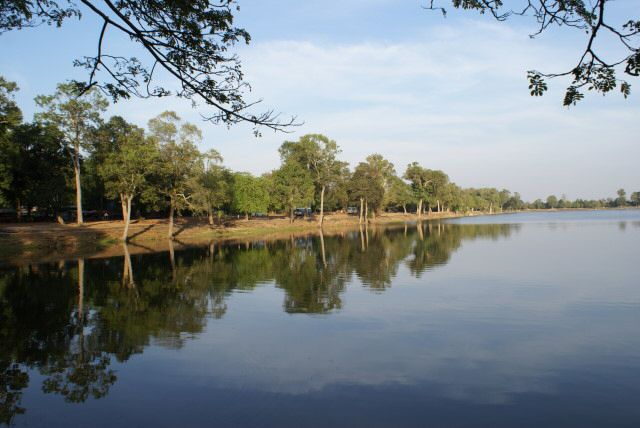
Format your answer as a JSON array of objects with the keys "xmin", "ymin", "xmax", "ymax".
[{"xmin": 1, "ymin": 78, "xmax": 638, "ymax": 237}]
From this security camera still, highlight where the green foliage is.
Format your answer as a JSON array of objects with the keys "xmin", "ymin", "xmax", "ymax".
[
  {"xmin": 98, "ymin": 124, "xmax": 159, "ymax": 205},
  {"xmin": 149, "ymin": 111, "xmax": 205, "ymax": 214},
  {"xmin": 34, "ymin": 83, "xmax": 108, "ymax": 152},
  {"xmin": 271, "ymin": 161, "xmax": 315, "ymax": 220},
  {"xmin": 190, "ymin": 151, "xmax": 232, "ymax": 220},
  {"xmin": 231, "ymin": 172, "xmax": 269, "ymax": 217}
]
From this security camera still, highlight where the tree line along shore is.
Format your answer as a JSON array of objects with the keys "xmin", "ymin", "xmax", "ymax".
[{"xmin": 2, "ymin": 78, "xmax": 639, "ymax": 245}]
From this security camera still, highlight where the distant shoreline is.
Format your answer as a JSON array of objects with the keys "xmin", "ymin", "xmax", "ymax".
[{"xmin": 1, "ymin": 207, "xmax": 636, "ymax": 266}]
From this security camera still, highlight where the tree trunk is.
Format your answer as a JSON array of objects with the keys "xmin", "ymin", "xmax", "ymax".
[
  {"xmin": 437, "ymin": 199, "xmax": 440, "ymax": 212},
  {"xmin": 122, "ymin": 195, "xmax": 132, "ymax": 242},
  {"xmin": 77, "ymin": 258, "xmax": 85, "ymax": 322},
  {"xmin": 122, "ymin": 242, "xmax": 135, "ymax": 289},
  {"xmin": 402, "ymin": 204, "xmax": 407, "ymax": 214},
  {"xmin": 319, "ymin": 229, "xmax": 327, "ymax": 267},
  {"xmin": 417, "ymin": 199, "xmax": 423, "ymax": 219},
  {"xmin": 318, "ymin": 185, "xmax": 325, "ymax": 226},
  {"xmin": 208, "ymin": 209, "xmax": 214, "ymax": 226},
  {"xmin": 289, "ymin": 206, "xmax": 294, "ymax": 223},
  {"xmin": 120, "ymin": 195, "xmax": 127, "ymax": 221},
  {"xmin": 359, "ymin": 197, "xmax": 364, "ymax": 224},
  {"xmin": 168, "ymin": 202, "xmax": 175, "ymax": 239},
  {"xmin": 245, "ymin": 212, "xmax": 249, "ymax": 221},
  {"xmin": 364, "ymin": 199, "xmax": 369, "ymax": 223},
  {"xmin": 73, "ymin": 151, "xmax": 83, "ymax": 224}
]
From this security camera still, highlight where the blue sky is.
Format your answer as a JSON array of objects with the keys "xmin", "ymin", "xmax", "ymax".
[{"xmin": 1, "ymin": 0, "xmax": 638, "ymax": 200}]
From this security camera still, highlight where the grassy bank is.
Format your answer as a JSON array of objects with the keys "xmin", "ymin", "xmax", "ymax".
[{"xmin": 0, "ymin": 211, "xmax": 473, "ymax": 265}]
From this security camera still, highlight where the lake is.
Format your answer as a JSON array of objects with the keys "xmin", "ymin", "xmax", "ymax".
[{"xmin": 1, "ymin": 210, "xmax": 639, "ymax": 427}]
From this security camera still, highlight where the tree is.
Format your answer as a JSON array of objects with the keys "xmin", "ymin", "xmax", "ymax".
[
  {"xmin": 99, "ymin": 123, "xmax": 159, "ymax": 241},
  {"xmin": 631, "ymin": 191, "xmax": 640, "ymax": 206},
  {"xmin": 279, "ymin": 134, "xmax": 344, "ymax": 226},
  {"xmin": 271, "ymin": 161, "xmax": 315, "ymax": 223},
  {"xmin": 386, "ymin": 176, "xmax": 414, "ymax": 214},
  {"xmin": 615, "ymin": 188, "xmax": 627, "ymax": 207},
  {"xmin": 349, "ymin": 161, "xmax": 385, "ymax": 223},
  {"xmin": 403, "ymin": 162, "xmax": 431, "ymax": 218},
  {"xmin": 0, "ymin": 1, "xmax": 294, "ymax": 132},
  {"xmin": 85, "ymin": 116, "xmax": 138, "ymax": 210},
  {"xmin": 424, "ymin": 1, "xmax": 639, "ymax": 105},
  {"xmin": 0, "ymin": 123, "xmax": 71, "ymax": 220},
  {"xmin": 148, "ymin": 111, "xmax": 204, "ymax": 238},
  {"xmin": 35, "ymin": 83, "xmax": 108, "ymax": 224},
  {"xmin": 546, "ymin": 195, "xmax": 558, "ymax": 209},
  {"xmin": 0, "ymin": 76, "xmax": 23, "ymax": 208},
  {"xmin": 231, "ymin": 173, "xmax": 269, "ymax": 220},
  {"xmin": 190, "ymin": 150, "xmax": 232, "ymax": 226}
]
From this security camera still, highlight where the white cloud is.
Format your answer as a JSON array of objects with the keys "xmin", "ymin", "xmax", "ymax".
[{"xmin": 104, "ymin": 20, "xmax": 640, "ymax": 200}]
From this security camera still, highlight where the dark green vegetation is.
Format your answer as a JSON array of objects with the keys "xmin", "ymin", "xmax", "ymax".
[
  {"xmin": 1, "ymin": 1, "xmax": 637, "ymax": 112},
  {"xmin": 0, "ymin": 222, "xmax": 514, "ymax": 424},
  {"xmin": 2, "ymin": 77, "xmax": 637, "ymax": 243}
]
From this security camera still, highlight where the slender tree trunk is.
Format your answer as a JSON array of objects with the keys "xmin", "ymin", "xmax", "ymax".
[
  {"xmin": 73, "ymin": 150, "xmax": 83, "ymax": 224},
  {"xmin": 168, "ymin": 202, "xmax": 175, "ymax": 239},
  {"xmin": 122, "ymin": 195, "xmax": 132, "ymax": 242},
  {"xmin": 417, "ymin": 222, "xmax": 424, "ymax": 241},
  {"xmin": 437, "ymin": 199, "xmax": 440, "ymax": 212},
  {"xmin": 417, "ymin": 199, "xmax": 423, "ymax": 219},
  {"xmin": 245, "ymin": 212, "xmax": 249, "ymax": 221},
  {"xmin": 359, "ymin": 225, "xmax": 365, "ymax": 251},
  {"xmin": 290, "ymin": 205, "xmax": 294, "ymax": 223},
  {"xmin": 168, "ymin": 239, "xmax": 176, "ymax": 281},
  {"xmin": 318, "ymin": 185, "xmax": 326, "ymax": 226},
  {"xmin": 77, "ymin": 258, "xmax": 85, "ymax": 322},
  {"xmin": 208, "ymin": 209, "xmax": 214, "ymax": 226},
  {"xmin": 365, "ymin": 199, "xmax": 369, "ymax": 223},
  {"xmin": 16, "ymin": 198, "xmax": 21, "ymax": 222},
  {"xmin": 402, "ymin": 204, "xmax": 407, "ymax": 215},
  {"xmin": 122, "ymin": 242, "xmax": 135, "ymax": 289},
  {"xmin": 359, "ymin": 197, "xmax": 364, "ymax": 224},
  {"xmin": 120, "ymin": 195, "xmax": 127, "ymax": 221},
  {"xmin": 319, "ymin": 229, "xmax": 327, "ymax": 267}
]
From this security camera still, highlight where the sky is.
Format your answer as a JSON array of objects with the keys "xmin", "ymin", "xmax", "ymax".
[{"xmin": 1, "ymin": 0, "xmax": 638, "ymax": 201}]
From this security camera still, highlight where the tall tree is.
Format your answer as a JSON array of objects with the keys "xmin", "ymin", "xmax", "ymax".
[
  {"xmin": 386, "ymin": 176, "xmax": 414, "ymax": 214},
  {"xmin": 349, "ymin": 162, "xmax": 385, "ymax": 223},
  {"xmin": 231, "ymin": 173, "xmax": 269, "ymax": 220},
  {"xmin": 99, "ymin": 123, "xmax": 159, "ymax": 241},
  {"xmin": 0, "ymin": 123, "xmax": 70, "ymax": 220},
  {"xmin": 35, "ymin": 83, "xmax": 108, "ymax": 224},
  {"xmin": 271, "ymin": 161, "xmax": 315, "ymax": 223},
  {"xmin": 190, "ymin": 150, "xmax": 231, "ymax": 226},
  {"xmin": 148, "ymin": 111, "xmax": 204, "ymax": 239},
  {"xmin": 279, "ymin": 134, "xmax": 344, "ymax": 226},
  {"xmin": 403, "ymin": 162, "xmax": 430, "ymax": 219},
  {"xmin": 0, "ymin": 76, "xmax": 23, "ymax": 209}
]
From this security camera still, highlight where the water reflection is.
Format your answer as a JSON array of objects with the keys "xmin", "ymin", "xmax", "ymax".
[{"xmin": 0, "ymin": 222, "xmax": 518, "ymax": 424}]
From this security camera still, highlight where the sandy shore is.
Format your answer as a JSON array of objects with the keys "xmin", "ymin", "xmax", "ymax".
[{"xmin": 0, "ymin": 211, "xmax": 471, "ymax": 265}]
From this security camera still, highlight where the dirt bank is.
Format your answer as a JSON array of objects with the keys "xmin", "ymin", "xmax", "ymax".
[{"xmin": 0, "ymin": 211, "xmax": 475, "ymax": 265}]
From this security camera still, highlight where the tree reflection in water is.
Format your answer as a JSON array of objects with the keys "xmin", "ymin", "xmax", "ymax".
[{"xmin": 0, "ymin": 222, "xmax": 516, "ymax": 422}]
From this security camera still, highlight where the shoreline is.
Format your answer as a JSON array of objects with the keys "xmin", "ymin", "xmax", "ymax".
[{"xmin": 0, "ymin": 208, "xmax": 636, "ymax": 266}]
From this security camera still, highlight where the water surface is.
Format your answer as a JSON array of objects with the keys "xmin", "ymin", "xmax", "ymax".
[{"xmin": 1, "ymin": 210, "xmax": 639, "ymax": 427}]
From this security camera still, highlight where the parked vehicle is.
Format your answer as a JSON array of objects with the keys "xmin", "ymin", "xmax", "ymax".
[
  {"xmin": 294, "ymin": 207, "xmax": 313, "ymax": 217},
  {"xmin": 346, "ymin": 206, "xmax": 359, "ymax": 215}
]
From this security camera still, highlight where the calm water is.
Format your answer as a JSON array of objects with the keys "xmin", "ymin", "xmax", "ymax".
[{"xmin": 1, "ymin": 210, "xmax": 639, "ymax": 427}]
